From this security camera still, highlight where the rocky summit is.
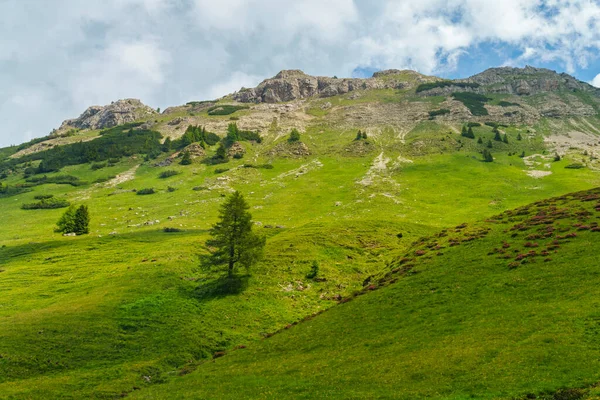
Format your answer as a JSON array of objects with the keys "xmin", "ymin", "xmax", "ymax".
[{"xmin": 59, "ymin": 98, "xmax": 157, "ymax": 131}]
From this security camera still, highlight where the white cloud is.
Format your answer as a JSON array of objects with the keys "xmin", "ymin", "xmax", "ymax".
[
  {"xmin": 2, "ymin": 0, "xmax": 600, "ymax": 146},
  {"xmin": 592, "ymin": 74, "xmax": 600, "ymax": 88}
]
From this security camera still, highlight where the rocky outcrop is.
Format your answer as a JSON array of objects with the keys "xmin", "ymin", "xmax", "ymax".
[
  {"xmin": 60, "ymin": 99, "xmax": 157, "ymax": 130},
  {"xmin": 233, "ymin": 69, "xmax": 436, "ymax": 103},
  {"xmin": 463, "ymin": 66, "xmax": 600, "ymax": 97}
]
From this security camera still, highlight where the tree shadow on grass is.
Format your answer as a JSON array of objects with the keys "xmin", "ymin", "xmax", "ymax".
[{"xmin": 193, "ymin": 274, "xmax": 250, "ymax": 301}]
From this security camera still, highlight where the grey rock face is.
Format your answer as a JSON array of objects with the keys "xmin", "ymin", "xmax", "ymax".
[
  {"xmin": 233, "ymin": 69, "xmax": 432, "ymax": 103},
  {"xmin": 60, "ymin": 99, "xmax": 157, "ymax": 130}
]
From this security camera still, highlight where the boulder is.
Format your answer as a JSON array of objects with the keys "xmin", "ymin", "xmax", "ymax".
[{"xmin": 59, "ymin": 99, "xmax": 157, "ymax": 130}]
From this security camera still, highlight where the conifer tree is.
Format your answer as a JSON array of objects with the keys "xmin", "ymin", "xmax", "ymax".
[
  {"xmin": 74, "ymin": 205, "xmax": 90, "ymax": 235},
  {"xmin": 486, "ymin": 139, "xmax": 493, "ymax": 149},
  {"xmin": 355, "ymin": 130, "xmax": 363, "ymax": 141},
  {"xmin": 493, "ymin": 128, "xmax": 502, "ymax": 141},
  {"xmin": 162, "ymin": 137, "xmax": 172, "ymax": 152},
  {"xmin": 206, "ymin": 191, "xmax": 265, "ymax": 277},
  {"xmin": 517, "ymin": 132, "xmax": 523, "ymax": 141},
  {"xmin": 362, "ymin": 131, "xmax": 367, "ymax": 140},
  {"xmin": 477, "ymin": 137, "xmax": 483, "ymax": 144},
  {"xmin": 502, "ymin": 134, "xmax": 509, "ymax": 144},
  {"xmin": 288, "ymin": 128, "xmax": 301, "ymax": 143},
  {"xmin": 467, "ymin": 126, "xmax": 475, "ymax": 139},
  {"xmin": 56, "ymin": 205, "xmax": 77, "ymax": 234},
  {"xmin": 482, "ymin": 149, "xmax": 494, "ymax": 162},
  {"xmin": 180, "ymin": 150, "xmax": 192, "ymax": 165}
]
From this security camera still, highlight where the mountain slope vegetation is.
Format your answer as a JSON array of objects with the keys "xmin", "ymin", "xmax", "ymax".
[{"xmin": 0, "ymin": 66, "xmax": 600, "ymax": 398}]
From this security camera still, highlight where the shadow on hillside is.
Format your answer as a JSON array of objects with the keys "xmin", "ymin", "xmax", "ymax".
[{"xmin": 193, "ymin": 274, "xmax": 250, "ymax": 301}]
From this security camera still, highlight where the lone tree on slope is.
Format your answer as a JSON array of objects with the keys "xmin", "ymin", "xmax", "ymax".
[
  {"xmin": 205, "ymin": 191, "xmax": 265, "ymax": 278},
  {"xmin": 57, "ymin": 205, "xmax": 90, "ymax": 235}
]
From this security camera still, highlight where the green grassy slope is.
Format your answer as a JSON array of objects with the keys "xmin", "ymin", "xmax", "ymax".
[
  {"xmin": 0, "ymin": 89, "xmax": 600, "ymax": 398},
  {"xmin": 135, "ymin": 188, "xmax": 600, "ymax": 400}
]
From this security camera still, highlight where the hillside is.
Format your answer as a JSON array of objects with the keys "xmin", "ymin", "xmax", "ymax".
[
  {"xmin": 0, "ymin": 66, "xmax": 600, "ymax": 398},
  {"xmin": 135, "ymin": 188, "xmax": 600, "ymax": 400}
]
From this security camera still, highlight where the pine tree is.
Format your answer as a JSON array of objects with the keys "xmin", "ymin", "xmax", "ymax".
[
  {"xmin": 477, "ymin": 137, "xmax": 483, "ymax": 144},
  {"xmin": 519, "ymin": 151, "xmax": 526, "ymax": 158},
  {"xmin": 362, "ymin": 131, "xmax": 367, "ymax": 140},
  {"xmin": 493, "ymin": 128, "xmax": 502, "ymax": 141},
  {"xmin": 205, "ymin": 191, "xmax": 266, "ymax": 277},
  {"xmin": 56, "ymin": 205, "xmax": 77, "ymax": 234},
  {"xmin": 461, "ymin": 125, "xmax": 468, "ymax": 137},
  {"xmin": 502, "ymin": 134, "xmax": 509, "ymax": 144},
  {"xmin": 355, "ymin": 130, "xmax": 363, "ymax": 141},
  {"xmin": 180, "ymin": 150, "xmax": 192, "ymax": 165},
  {"xmin": 554, "ymin": 153, "xmax": 561, "ymax": 162},
  {"xmin": 486, "ymin": 139, "xmax": 493, "ymax": 149},
  {"xmin": 482, "ymin": 149, "xmax": 494, "ymax": 162},
  {"xmin": 225, "ymin": 123, "xmax": 240, "ymax": 147},
  {"xmin": 517, "ymin": 132, "xmax": 523, "ymax": 141},
  {"xmin": 288, "ymin": 128, "xmax": 301, "ymax": 143},
  {"xmin": 466, "ymin": 126, "xmax": 475, "ymax": 139},
  {"xmin": 162, "ymin": 137, "xmax": 172, "ymax": 152},
  {"xmin": 215, "ymin": 143, "xmax": 229, "ymax": 162},
  {"xmin": 73, "ymin": 205, "xmax": 90, "ymax": 235}
]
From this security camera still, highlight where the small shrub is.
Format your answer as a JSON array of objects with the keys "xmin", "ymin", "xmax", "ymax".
[
  {"xmin": 215, "ymin": 168, "xmax": 229, "ymax": 174},
  {"xmin": 416, "ymin": 81, "xmax": 480, "ymax": 93},
  {"xmin": 137, "ymin": 188, "xmax": 155, "ymax": 195},
  {"xmin": 498, "ymin": 101, "xmax": 520, "ymax": 107},
  {"xmin": 159, "ymin": 170, "xmax": 180, "ymax": 179},
  {"xmin": 306, "ymin": 261, "xmax": 320, "ymax": 280},
  {"xmin": 428, "ymin": 109, "xmax": 451, "ymax": 119},
  {"xmin": 22, "ymin": 198, "xmax": 70, "ymax": 210},
  {"xmin": 193, "ymin": 186, "xmax": 208, "ymax": 191},
  {"xmin": 90, "ymin": 162, "xmax": 107, "ymax": 170},
  {"xmin": 34, "ymin": 194, "xmax": 54, "ymax": 200},
  {"xmin": 163, "ymin": 227, "xmax": 183, "ymax": 233},
  {"xmin": 565, "ymin": 163, "xmax": 585, "ymax": 169},
  {"xmin": 288, "ymin": 128, "xmax": 301, "ymax": 143},
  {"xmin": 207, "ymin": 105, "xmax": 249, "ymax": 116},
  {"xmin": 167, "ymin": 186, "xmax": 177, "ymax": 192}
]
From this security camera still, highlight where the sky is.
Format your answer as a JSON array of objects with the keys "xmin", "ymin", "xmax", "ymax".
[{"xmin": 1, "ymin": 0, "xmax": 600, "ymax": 147}]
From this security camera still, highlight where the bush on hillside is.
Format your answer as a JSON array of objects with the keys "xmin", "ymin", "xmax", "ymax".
[
  {"xmin": 137, "ymin": 188, "xmax": 156, "ymax": 195},
  {"xmin": 452, "ymin": 92, "xmax": 490, "ymax": 116},
  {"xmin": 22, "ymin": 197, "xmax": 70, "ymax": 210},
  {"xmin": 159, "ymin": 170, "xmax": 180, "ymax": 179}
]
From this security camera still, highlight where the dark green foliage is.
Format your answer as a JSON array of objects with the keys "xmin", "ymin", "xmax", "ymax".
[
  {"xmin": 163, "ymin": 227, "xmax": 183, "ymax": 233},
  {"xmin": 452, "ymin": 92, "xmax": 490, "ymax": 116},
  {"xmin": 362, "ymin": 131, "xmax": 367, "ymax": 140},
  {"xmin": 482, "ymin": 149, "xmax": 494, "ymax": 162},
  {"xmin": 461, "ymin": 126, "xmax": 475, "ymax": 139},
  {"xmin": 137, "ymin": 188, "xmax": 156, "ymax": 195},
  {"xmin": 0, "ymin": 184, "xmax": 31, "ymax": 198},
  {"xmin": 93, "ymin": 175, "xmax": 116, "ymax": 184},
  {"xmin": 467, "ymin": 122, "xmax": 482, "ymax": 127},
  {"xmin": 180, "ymin": 151, "xmax": 192, "ymax": 165},
  {"xmin": 207, "ymin": 105, "xmax": 249, "ymax": 116},
  {"xmin": 22, "ymin": 197, "xmax": 70, "ymax": 210},
  {"xmin": 208, "ymin": 143, "xmax": 229, "ymax": 165},
  {"xmin": 306, "ymin": 261, "xmax": 319, "ymax": 280},
  {"xmin": 355, "ymin": 130, "xmax": 364, "ymax": 141},
  {"xmin": 519, "ymin": 151, "xmax": 526, "ymax": 158},
  {"xmin": 498, "ymin": 101, "xmax": 521, "ymax": 107},
  {"xmin": 205, "ymin": 191, "xmax": 266, "ymax": 277},
  {"xmin": 167, "ymin": 186, "xmax": 177, "ymax": 192},
  {"xmin": 186, "ymin": 100, "xmax": 214, "ymax": 107},
  {"xmin": 73, "ymin": 205, "xmax": 90, "ymax": 235},
  {"xmin": 565, "ymin": 163, "xmax": 585, "ymax": 169},
  {"xmin": 493, "ymin": 128, "xmax": 502, "ymax": 141},
  {"xmin": 56, "ymin": 205, "xmax": 77, "ymax": 233},
  {"xmin": 162, "ymin": 137, "xmax": 172, "ymax": 152},
  {"xmin": 215, "ymin": 168, "xmax": 230, "ymax": 174},
  {"xmin": 416, "ymin": 81, "xmax": 480, "ymax": 93},
  {"xmin": 428, "ymin": 109, "xmax": 451, "ymax": 119},
  {"xmin": 517, "ymin": 132, "xmax": 523, "ymax": 141},
  {"xmin": 90, "ymin": 162, "xmax": 107, "ymax": 170},
  {"xmin": 159, "ymin": 170, "xmax": 180, "ymax": 179},
  {"xmin": 238, "ymin": 130, "xmax": 262, "ymax": 143},
  {"xmin": 477, "ymin": 137, "xmax": 483, "ymax": 144},
  {"xmin": 204, "ymin": 132, "xmax": 221, "ymax": 146},
  {"xmin": 25, "ymin": 175, "xmax": 86, "ymax": 187},
  {"xmin": 288, "ymin": 129, "xmax": 301, "ymax": 143},
  {"xmin": 487, "ymin": 140, "xmax": 493, "ymax": 149},
  {"xmin": 242, "ymin": 164, "xmax": 274, "ymax": 170},
  {"xmin": 225, "ymin": 123, "xmax": 240, "ymax": 147},
  {"xmin": 502, "ymin": 134, "xmax": 509, "ymax": 144},
  {"xmin": 1, "ymin": 124, "xmax": 162, "ymax": 173},
  {"xmin": 34, "ymin": 194, "xmax": 54, "ymax": 200},
  {"xmin": 554, "ymin": 153, "xmax": 561, "ymax": 162}
]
